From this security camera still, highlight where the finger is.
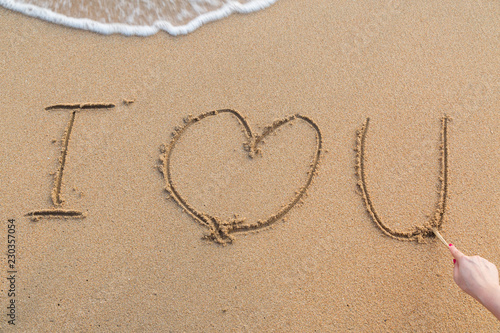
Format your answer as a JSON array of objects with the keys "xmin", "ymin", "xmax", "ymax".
[
  {"xmin": 453, "ymin": 264, "xmax": 460, "ymax": 281},
  {"xmin": 449, "ymin": 244, "xmax": 465, "ymax": 260}
]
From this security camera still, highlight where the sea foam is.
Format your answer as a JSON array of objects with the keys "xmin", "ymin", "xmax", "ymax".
[{"xmin": 0, "ymin": 0, "xmax": 277, "ymax": 36}]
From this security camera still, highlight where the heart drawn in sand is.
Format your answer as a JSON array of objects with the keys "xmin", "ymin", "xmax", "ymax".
[{"xmin": 160, "ymin": 109, "xmax": 322, "ymax": 244}]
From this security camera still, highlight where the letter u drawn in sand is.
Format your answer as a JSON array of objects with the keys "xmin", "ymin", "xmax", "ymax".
[
  {"xmin": 355, "ymin": 116, "xmax": 449, "ymax": 242},
  {"xmin": 160, "ymin": 109, "xmax": 322, "ymax": 245}
]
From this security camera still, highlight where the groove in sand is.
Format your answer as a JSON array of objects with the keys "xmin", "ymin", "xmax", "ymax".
[
  {"xmin": 355, "ymin": 116, "xmax": 449, "ymax": 242},
  {"xmin": 160, "ymin": 109, "xmax": 322, "ymax": 245},
  {"xmin": 27, "ymin": 102, "xmax": 115, "ymax": 220}
]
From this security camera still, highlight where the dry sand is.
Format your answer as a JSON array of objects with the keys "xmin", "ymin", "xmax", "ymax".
[{"xmin": 0, "ymin": 0, "xmax": 499, "ymax": 331}]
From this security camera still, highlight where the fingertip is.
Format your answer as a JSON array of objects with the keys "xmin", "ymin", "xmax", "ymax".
[{"xmin": 449, "ymin": 245, "xmax": 465, "ymax": 260}]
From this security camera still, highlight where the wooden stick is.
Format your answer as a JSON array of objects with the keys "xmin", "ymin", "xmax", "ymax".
[{"xmin": 432, "ymin": 228, "xmax": 449, "ymax": 247}]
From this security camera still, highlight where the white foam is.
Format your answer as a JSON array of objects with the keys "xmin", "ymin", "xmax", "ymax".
[{"xmin": 0, "ymin": 0, "xmax": 278, "ymax": 36}]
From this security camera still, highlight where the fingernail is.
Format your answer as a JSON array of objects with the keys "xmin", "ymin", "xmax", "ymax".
[
  {"xmin": 453, "ymin": 259, "xmax": 456, "ymax": 264},
  {"xmin": 449, "ymin": 244, "xmax": 453, "ymax": 247}
]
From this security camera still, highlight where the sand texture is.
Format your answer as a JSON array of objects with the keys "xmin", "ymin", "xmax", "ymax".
[{"xmin": 0, "ymin": 0, "xmax": 499, "ymax": 331}]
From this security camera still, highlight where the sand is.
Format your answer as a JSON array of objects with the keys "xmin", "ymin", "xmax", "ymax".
[{"xmin": 1, "ymin": 0, "xmax": 499, "ymax": 331}]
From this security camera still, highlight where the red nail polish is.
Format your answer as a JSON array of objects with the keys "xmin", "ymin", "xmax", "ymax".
[
  {"xmin": 449, "ymin": 244, "xmax": 453, "ymax": 247},
  {"xmin": 453, "ymin": 259, "xmax": 456, "ymax": 264}
]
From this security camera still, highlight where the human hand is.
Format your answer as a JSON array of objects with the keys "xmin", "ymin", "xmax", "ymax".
[{"xmin": 449, "ymin": 244, "xmax": 500, "ymax": 320}]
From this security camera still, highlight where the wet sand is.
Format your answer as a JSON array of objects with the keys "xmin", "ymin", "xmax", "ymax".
[{"xmin": 0, "ymin": 0, "xmax": 499, "ymax": 331}]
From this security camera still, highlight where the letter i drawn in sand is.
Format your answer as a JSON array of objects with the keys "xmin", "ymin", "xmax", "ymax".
[
  {"xmin": 26, "ymin": 103, "xmax": 115, "ymax": 221},
  {"xmin": 355, "ymin": 116, "xmax": 450, "ymax": 245}
]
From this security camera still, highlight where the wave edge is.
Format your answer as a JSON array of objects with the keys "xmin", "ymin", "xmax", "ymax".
[{"xmin": 0, "ymin": 0, "xmax": 278, "ymax": 36}]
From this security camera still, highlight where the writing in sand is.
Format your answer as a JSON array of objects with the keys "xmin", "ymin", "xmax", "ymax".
[{"xmin": 26, "ymin": 102, "xmax": 450, "ymax": 245}]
